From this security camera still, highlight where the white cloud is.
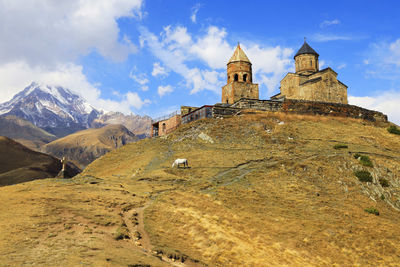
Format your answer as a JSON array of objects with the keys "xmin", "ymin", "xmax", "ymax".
[
  {"xmin": 157, "ymin": 85, "xmax": 174, "ymax": 97},
  {"xmin": 320, "ymin": 19, "xmax": 340, "ymax": 28},
  {"xmin": 319, "ymin": 60, "xmax": 326, "ymax": 69},
  {"xmin": 126, "ymin": 92, "xmax": 151, "ymax": 109},
  {"xmin": 364, "ymin": 38, "xmax": 400, "ymax": 79},
  {"xmin": 129, "ymin": 67, "xmax": 149, "ymax": 91},
  {"xmin": 190, "ymin": 26, "xmax": 233, "ymax": 69},
  {"xmin": 152, "ymin": 62, "xmax": 169, "ymax": 77},
  {"xmin": 312, "ymin": 34, "xmax": 353, "ymax": 42},
  {"xmin": 190, "ymin": 3, "xmax": 201, "ymax": 23},
  {"xmin": 337, "ymin": 63, "xmax": 347, "ymax": 69},
  {"xmin": 139, "ymin": 25, "xmax": 293, "ymax": 96},
  {"xmin": 0, "ymin": 0, "xmax": 143, "ymax": 66},
  {"xmin": 349, "ymin": 90, "xmax": 400, "ymax": 125}
]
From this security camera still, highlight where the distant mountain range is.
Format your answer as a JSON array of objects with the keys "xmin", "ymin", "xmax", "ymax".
[{"xmin": 0, "ymin": 82, "xmax": 152, "ymax": 139}]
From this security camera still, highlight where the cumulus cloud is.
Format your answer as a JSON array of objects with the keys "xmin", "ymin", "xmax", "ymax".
[
  {"xmin": 190, "ymin": 3, "xmax": 201, "ymax": 23},
  {"xmin": 349, "ymin": 91, "xmax": 400, "ymax": 125},
  {"xmin": 364, "ymin": 38, "xmax": 400, "ymax": 79},
  {"xmin": 0, "ymin": 0, "xmax": 143, "ymax": 66},
  {"xmin": 152, "ymin": 62, "xmax": 169, "ymax": 77},
  {"xmin": 126, "ymin": 92, "xmax": 151, "ymax": 109},
  {"xmin": 157, "ymin": 85, "xmax": 174, "ymax": 97},
  {"xmin": 320, "ymin": 19, "xmax": 340, "ymax": 28},
  {"xmin": 129, "ymin": 67, "xmax": 149, "ymax": 91},
  {"xmin": 139, "ymin": 25, "xmax": 293, "ymax": 95},
  {"xmin": 0, "ymin": 0, "xmax": 146, "ymax": 113}
]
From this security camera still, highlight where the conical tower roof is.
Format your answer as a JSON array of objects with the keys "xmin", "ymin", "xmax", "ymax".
[
  {"xmin": 294, "ymin": 40, "xmax": 319, "ymax": 59},
  {"xmin": 228, "ymin": 43, "xmax": 251, "ymax": 64}
]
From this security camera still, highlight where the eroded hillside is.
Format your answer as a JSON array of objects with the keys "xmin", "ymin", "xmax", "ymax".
[{"xmin": 1, "ymin": 112, "xmax": 400, "ymax": 266}]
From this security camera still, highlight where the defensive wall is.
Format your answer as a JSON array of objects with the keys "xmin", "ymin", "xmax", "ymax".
[{"xmin": 212, "ymin": 98, "xmax": 388, "ymax": 123}]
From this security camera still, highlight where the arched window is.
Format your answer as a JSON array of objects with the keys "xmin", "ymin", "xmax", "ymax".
[
  {"xmin": 162, "ymin": 123, "xmax": 166, "ymax": 132},
  {"xmin": 310, "ymin": 60, "xmax": 312, "ymax": 67},
  {"xmin": 243, "ymin": 74, "xmax": 247, "ymax": 82},
  {"xmin": 227, "ymin": 75, "xmax": 230, "ymax": 82},
  {"xmin": 234, "ymin": 74, "xmax": 238, "ymax": 81}
]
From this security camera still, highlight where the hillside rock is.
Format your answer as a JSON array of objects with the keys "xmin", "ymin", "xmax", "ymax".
[{"xmin": 43, "ymin": 124, "xmax": 139, "ymax": 169}]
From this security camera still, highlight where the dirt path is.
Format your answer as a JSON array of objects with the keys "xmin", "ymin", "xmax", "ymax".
[{"xmin": 122, "ymin": 202, "xmax": 204, "ymax": 267}]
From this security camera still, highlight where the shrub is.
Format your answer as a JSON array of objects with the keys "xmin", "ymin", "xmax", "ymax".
[
  {"xmin": 353, "ymin": 153, "xmax": 361, "ymax": 159},
  {"xmin": 359, "ymin": 155, "xmax": 373, "ymax": 167},
  {"xmin": 387, "ymin": 125, "xmax": 400, "ymax": 135},
  {"xmin": 380, "ymin": 194, "xmax": 385, "ymax": 200},
  {"xmin": 334, "ymin": 144, "xmax": 348, "ymax": 149},
  {"xmin": 354, "ymin": 170, "xmax": 373, "ymax": 182},
  {"xmin": 364, "ymin": 207, "xmax": 379, "ymax": 216},
  {"xmin": 379, "ymin": 178, "xmax": 389, "ymax": 187}
]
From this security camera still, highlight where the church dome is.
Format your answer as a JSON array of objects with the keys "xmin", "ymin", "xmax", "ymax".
[
  {"xmin": 228, "ymin": 44, "xmax": 251, "ymax": 64},
  {"xmin": 294, "ymin": 40, "xmax": 319, "ymax": 59}
]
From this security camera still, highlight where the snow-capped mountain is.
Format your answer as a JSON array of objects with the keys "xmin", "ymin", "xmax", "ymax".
[{"xmin": 0, "ymin": 82, "xmax": 103, "ymax": 137}]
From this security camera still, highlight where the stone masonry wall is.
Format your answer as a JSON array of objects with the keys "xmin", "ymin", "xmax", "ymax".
[
  {"xmin": 212, "ymin": 98, "xmax": 387, "ymax": 123},
  {"xmin": 282, "ymin": 99, "xmax": 387, "ymax": 122}
]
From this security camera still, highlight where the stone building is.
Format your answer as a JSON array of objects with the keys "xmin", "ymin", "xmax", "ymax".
[
  {"xmin": 273, "ymin": 40, "xmax": 348, "ymax": 104},
  {"xmin": 221, "ymin": 44, "xmax": 259, "ymax": 104},
  {"xmin": 151, "ymin": 112, "xmax": 181, "ymax": 137}
]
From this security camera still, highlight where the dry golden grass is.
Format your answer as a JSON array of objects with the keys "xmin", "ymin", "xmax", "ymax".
[{"xmin": 1, "ymin": 112, "xmax": 400, "ymax": 266}]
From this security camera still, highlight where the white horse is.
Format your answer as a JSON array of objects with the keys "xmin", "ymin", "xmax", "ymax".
[{"xmin": 172, "ymin": 158, "xmax": 188, "ymax": 168}]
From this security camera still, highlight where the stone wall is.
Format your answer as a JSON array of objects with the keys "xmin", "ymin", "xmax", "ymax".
[
  {"xmin": 230, "ymin": 98, "xmax": 282, "ymax": 111},
  {"xmin": 212, "ymin": 98, "xmax": 387, "ymax": 123},
  {"xmin": 282, "ymin": 99, "xmax": 387, "ymax": 122}
]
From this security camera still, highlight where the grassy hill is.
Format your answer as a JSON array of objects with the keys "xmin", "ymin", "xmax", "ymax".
[
  {"xmin": 0, "ymin": 115, "xmax": 56, "ymax": 150},
  {"xmin": 0, "ymin": 136, "xmax": 64, "ymax": 186},
  {"xmin": 43, "ymin": 124, "xmax": 139, "ymax": 169},
  {"xmin": 0, "ymin": 111, "xmax": 400, "ymax": 266}
]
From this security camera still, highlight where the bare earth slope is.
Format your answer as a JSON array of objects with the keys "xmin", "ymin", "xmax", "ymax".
[
  {"xmin": 0, "ymin": 115, "xmax": 57, "ymax": 150},
  {"xmin": 0, "ymin": 136, "xmax": 62, "ymax": 186},
  {"xmin": 0, "ymin": 112, "xmax": 400, "ymax": 266},
  {"xmin": 43, "ymin": 124, "xmax": 139, "ymax": 169}
]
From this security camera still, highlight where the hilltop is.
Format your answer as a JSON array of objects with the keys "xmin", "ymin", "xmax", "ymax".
[
  {"xmin": 0, "ymin": 112, "xmax": 400, "ymax": 266},
  {"xmin": 0, "ymin": 115, "xmax": 56, "ymax": 150},
  {"xmin": 43, "ymin": 124, "xmax": 139, "ymax": 169}
]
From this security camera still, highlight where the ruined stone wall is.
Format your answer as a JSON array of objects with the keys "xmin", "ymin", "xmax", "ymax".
[{"xmin": 282, "ymin": 99, "xmax": 387, "ymax": 122}]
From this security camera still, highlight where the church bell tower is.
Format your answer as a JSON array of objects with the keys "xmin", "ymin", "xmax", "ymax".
[{"xmin": 221, "ymin": 44, "xmax": 259, "ymax": 104}]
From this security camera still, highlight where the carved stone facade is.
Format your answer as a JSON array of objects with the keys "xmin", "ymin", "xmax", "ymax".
[
  {"xmin": 275, "ymin": 41, "xmax": 348, "ymax": 104},
  {"xmin": 222, "ymin": 44, "xmax": 259, "ymax": 104}
]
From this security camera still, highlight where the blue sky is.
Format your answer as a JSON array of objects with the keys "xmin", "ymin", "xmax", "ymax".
[{"xmin": 0, "ymin": 0, "xmax": 399, "ymax": 123}]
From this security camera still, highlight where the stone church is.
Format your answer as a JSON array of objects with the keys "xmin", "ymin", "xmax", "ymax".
[{"xmin": 272, "ymin": 40, "xmax": 348, "ymax": 104}]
